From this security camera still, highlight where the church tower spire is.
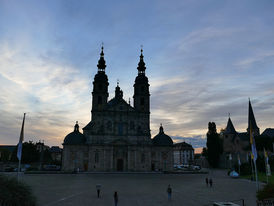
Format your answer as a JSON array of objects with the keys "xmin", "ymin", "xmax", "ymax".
[
  {"xmin": 225, "ymin": 116, "xmax": 236, "ymax": 134},
  {"xmin": 247, "ymin": 99, "xmax": 260, "ymax": 136},
  {"xmin": 97, "ymin": 45, "xmax": 106, "ymax": 72},
  {"xmin": 133, "ymin": 47, "xmax": 150, "ymax": 136},
  {"xmin": 137, "ymin": 47, "xmax": 146, "ymax": 75},
  {"xmin": 91, "ymin": 46, "xmax": 109, "ymax": 113}
]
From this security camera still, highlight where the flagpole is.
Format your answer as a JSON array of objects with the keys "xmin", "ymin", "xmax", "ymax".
[
  {"xmin": 266, "ymin": 166, "xmax": 269, "ymax": 185},
  {"xmin": 248, "ymin": 108, "xmax": 259, "ymax": 191},
  {"xmin": 264, "ymin": 148, "xmax": 269, "ymax": 184},
  {"xmin": 254, "ymin": 159, "xmax": 259, "ymax": 191},
  {"xmin": 17, "ymin": 113, "xmax": 26, "ymax": 181},
  {"xmin": 17, "ymin": 156, "xmax": 21, "ymax": 181},
  {"xmin": 237, "ymin": 153, "xmax": 241, "ymax": 176},
  {"xmin": 250, "ymin": 153, "xmax": 254, "ymax": 181}
]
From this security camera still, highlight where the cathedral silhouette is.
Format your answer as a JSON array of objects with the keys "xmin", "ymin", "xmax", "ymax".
[{"xmin": 62, "ymin": 47, "xmax": 173, "ymax": 172}]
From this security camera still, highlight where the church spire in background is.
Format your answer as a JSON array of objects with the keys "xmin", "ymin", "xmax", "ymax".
[
  {"xmin": 247, "ymin": 99, "xmax": 260, "ymax": 136},
  {"xmin": 225, "ymin": 116, "xmax": 236, "ymax": 134},
  {"xmin": 137, "ymin": 46, "xmax": 146, "ymax": 75},
  {"xmin": 97, "ymin": 44, "xmax": 106, "ymax": 72}
]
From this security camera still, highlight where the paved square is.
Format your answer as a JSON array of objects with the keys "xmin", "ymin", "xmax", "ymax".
[{"xmin": 17, "ymin": 170, "xmax": 260, "ymax": 206}]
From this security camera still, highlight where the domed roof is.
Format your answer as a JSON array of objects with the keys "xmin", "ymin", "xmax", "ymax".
[
  {"xmin": 63, "ymin": 122, "xmax": 86, "ymax": 145},
  {"xmin": 152, "ymin": 125, "xmax": 173, "ymax": 146},
  {"xmin": 94, "ymin": 72, "xmax": 108, "ymax": 82},
  {"xmin": 135, "ymin": 74, "xmax": 148, "ymax": 84}
]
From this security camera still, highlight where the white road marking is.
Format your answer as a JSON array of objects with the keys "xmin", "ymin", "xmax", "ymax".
[{"xmin": 44, "ymin": 192, "xmax": 84, "ymax": 206}]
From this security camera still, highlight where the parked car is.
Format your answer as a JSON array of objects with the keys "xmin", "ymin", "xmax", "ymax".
[
  {"xmin": 13, "ymin": 167, "xmax": 26, "ymax": 172},
  {"xmin": 173, "ymin": 165, "xmax": 184, "ymax": 170},
  {"xmin": 191, "ymin": 165, "xmax": 201, "ymax": 170},
  {"xmin": 182, "ymin": 164, "xmax": 189, "ymax": 168}
]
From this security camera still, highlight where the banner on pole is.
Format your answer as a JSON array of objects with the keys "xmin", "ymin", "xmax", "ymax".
[
  {"xmin": 17, "ymin": 113, "xmax": 26, "ymax": 161},
  {"xmin": 237, "ymin": 153, "xmax": 241, "ymax": 166}
]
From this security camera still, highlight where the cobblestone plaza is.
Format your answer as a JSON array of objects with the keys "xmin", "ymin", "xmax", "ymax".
[{"xmin": 15, "ymin": 170, "xmax": 261, "ymax": 206}]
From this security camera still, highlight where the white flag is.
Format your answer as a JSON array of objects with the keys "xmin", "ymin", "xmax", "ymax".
[{"xmin": 238, "ymin": 154, "xmax": 241, "ymax": 166}]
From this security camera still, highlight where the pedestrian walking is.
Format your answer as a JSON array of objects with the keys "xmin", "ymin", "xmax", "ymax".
[
  {"xmin": 205, "ymin": 177, "xmax": 209, "ymax": 187},
  {"xmin": 167, "ymin": 184, "xmax": 172, "ymax": 201},
  {"xmin": 114, "ymin": 191, "xmax": 118, "ymax": 206},
  {"xmin": 96, "ymin": 184, "xmax": 101, "ymax": 198},
  {"xmin": 209, "ymin": 178, "xmax": 213, "ymax": 187}
]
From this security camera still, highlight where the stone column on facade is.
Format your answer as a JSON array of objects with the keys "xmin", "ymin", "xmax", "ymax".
[
  {"xmin": 103, "ymin": 149, "xmax": 106, "ymax": 170},
  {"xmin": 88, "ymin": 147, "xmax": 92, "ymax": 171},
  {"xmin": 110, "ymin": 146, "xmax": 113, "ymax": 171},
  {"xmin": 134, "ymin": 149, "xmax": 137, "ymax": 171},
  {"xmin": 127, "ymin": 146, "xmax": 130, "ymax": 171}
]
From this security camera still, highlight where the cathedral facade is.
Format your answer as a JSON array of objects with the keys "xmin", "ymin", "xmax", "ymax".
[{"xmin": 62, "ymin": 47, "xmax": 173, "ymax": 172}]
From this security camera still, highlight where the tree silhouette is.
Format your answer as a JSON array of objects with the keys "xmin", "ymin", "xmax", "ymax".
[{"xmin": 206, "ymin": 122, "xmax": 222, "ymax": 168}]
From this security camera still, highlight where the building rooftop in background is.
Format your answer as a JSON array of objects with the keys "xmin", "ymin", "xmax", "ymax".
[
  {"xmin": 174, "ymin": 142, "xmax": 194, "ymax": 150},
  {"xmin": 261, "ymin": 128, "xmax": 274, "ymax": 138},
  {"xmin": 0, "ymin": 145, "xmax": 16, "ymax": 153}
]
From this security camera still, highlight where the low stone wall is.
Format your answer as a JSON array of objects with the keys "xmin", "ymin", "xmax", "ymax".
[{"xmin": 257, "ymin": 199, "xmax": 274, "ymax": 206}]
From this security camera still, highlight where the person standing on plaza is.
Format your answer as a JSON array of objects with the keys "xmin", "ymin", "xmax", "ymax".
[
  {"xmin": 167, "ymin": 184, "xmax": 172, "ymax": 201},
  {"xmin": 209, "ymin": 178, "xmax": 213, "ymax": 187},
  {"xmin": 96, "ymin": 184, "xmax": 101, "ymax": 198},
  {"xmin": 114, "ymin": 191, "xmax": 118, "ymax": 206},
  {"xmin": 205, "ymin": 177, "xmax": 209, "ymax": 187}
]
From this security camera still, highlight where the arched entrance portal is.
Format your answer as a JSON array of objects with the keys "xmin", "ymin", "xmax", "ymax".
[{"xmin": 117, "ymin": 159, "xmax": 123, "ymax": 171}]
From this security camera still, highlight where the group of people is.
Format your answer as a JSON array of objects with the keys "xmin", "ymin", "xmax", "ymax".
[
  {"xmin": 205, "ymin": 177, "xmax": 213, "ymax": 187},
  {"xmin": 95, "ymin": 184, "xmax": 173, "ymax": 205},
  {"xmin": 96, "ymin": 184, "xmax": 119, "ymax": 206},
  {"xmin": 95, "ymin": 178, "xmax": 212, "ymax": 205}
]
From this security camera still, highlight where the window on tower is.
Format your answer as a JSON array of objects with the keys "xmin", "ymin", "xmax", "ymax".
[
  {"xmin": 98, "ymin": 96, "xmax": 102, "ymax": 104},
  {"xmin": 118, "ymin": 123, "xmax": 123, "ymax": 135},
  {"xmin": 99, "ymin": 84, "xmax": 103, "ymax": 90},
  {"xmin": 140, "ymin": 97, "xmax": 144, "ymax": 106},
  {"xmin": 107, "ymin": 121, "xmax": 112, "ymax": 131},
  {"xmin": 130, "ymin": 121, "xmax": 135, "ymax": 130}
]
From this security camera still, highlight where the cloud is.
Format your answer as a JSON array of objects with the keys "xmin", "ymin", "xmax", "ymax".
[
  {"xmin": 179, "ymin": 27, "xmax": 244, "ymax": 50},
  {"xmin": 235, "ymin": 50, "xmax": 274, "ymax": 68},
  {"xmin": 171, "ymin": 135, "xmax": 206, "ymax": 148},
  {"xmin": 1, "ymin": 0, "xmax": 274, "ymax": 148},
  {"xmin": 0, "ymin": 42, "xmax": 91, "ymax": 146}
]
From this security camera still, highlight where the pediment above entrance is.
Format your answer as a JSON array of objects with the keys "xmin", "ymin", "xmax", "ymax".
[{"xmin": 106, "ymin": 98, "xmax": 135, "ymax": 112}]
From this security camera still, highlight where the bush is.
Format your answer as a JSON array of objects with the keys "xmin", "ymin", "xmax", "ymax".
[
  {"xmin": 269, "ymin": 156, "xmax": 274, "ymax": 172},
  {"xmin": 257, "ymin": 183, "xmax": 274, "ymax": 200},
  {"xmin": 235, "ymin": 163, "xmax": 252, "ymax": 176},
  {"xmin": 256, "ymin": 156, "xmax": 266, "ymax": 173},
  {"xmin": 0, "ymin": 175, "xmax": 36, "ymax": 206},
  {"xmin": 241, "ymin": 163, "xmax": 252, "ymax": 175}
]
